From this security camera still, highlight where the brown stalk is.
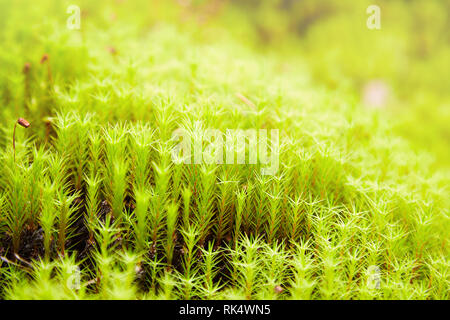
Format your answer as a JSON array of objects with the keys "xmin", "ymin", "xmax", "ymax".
[
  {"xmin": 44, "ymin": 117, "xmax": 52, "ymax": 143},
  {"xmin": 22, "ymin": 62, "xmax": 31, "ymax": 112},
  {"xmin": 40, "ymin": 53, "xmax": 53, "ymax": 85},
  {"xmin": 13, "ymin": 118, "xmax": 30, "ymax": 162}
]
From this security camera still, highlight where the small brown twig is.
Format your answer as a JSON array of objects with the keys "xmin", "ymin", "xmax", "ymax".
[
  {"xmin": 0, "ymin": 255, "xmax": 33, "ymax": 273},
  {"xmin": 236, "ymin": 92, "xmax": 256, "ymax": 110},
  {"xmin": 13, "ymin": 118, "xmax": 30, "ymax": 162}
]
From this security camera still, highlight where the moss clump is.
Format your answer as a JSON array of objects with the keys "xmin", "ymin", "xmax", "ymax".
[{"xmin": 0, "ymin": 0, "xmax": 448, "ymax": 300}]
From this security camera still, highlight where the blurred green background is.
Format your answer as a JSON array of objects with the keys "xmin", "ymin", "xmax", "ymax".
[
  {"xmin": 1, "ymin": 0, "xmax": 449, "ymax": 168},
  {"xmin": 183, "ymin": 0, "xmax": 450, "ymax": 169}
]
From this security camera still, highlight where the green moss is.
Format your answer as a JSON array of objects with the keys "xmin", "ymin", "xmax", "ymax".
[{"xmin": 0, "ymin": 0, "xmax": 448, "ymax": 300}]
